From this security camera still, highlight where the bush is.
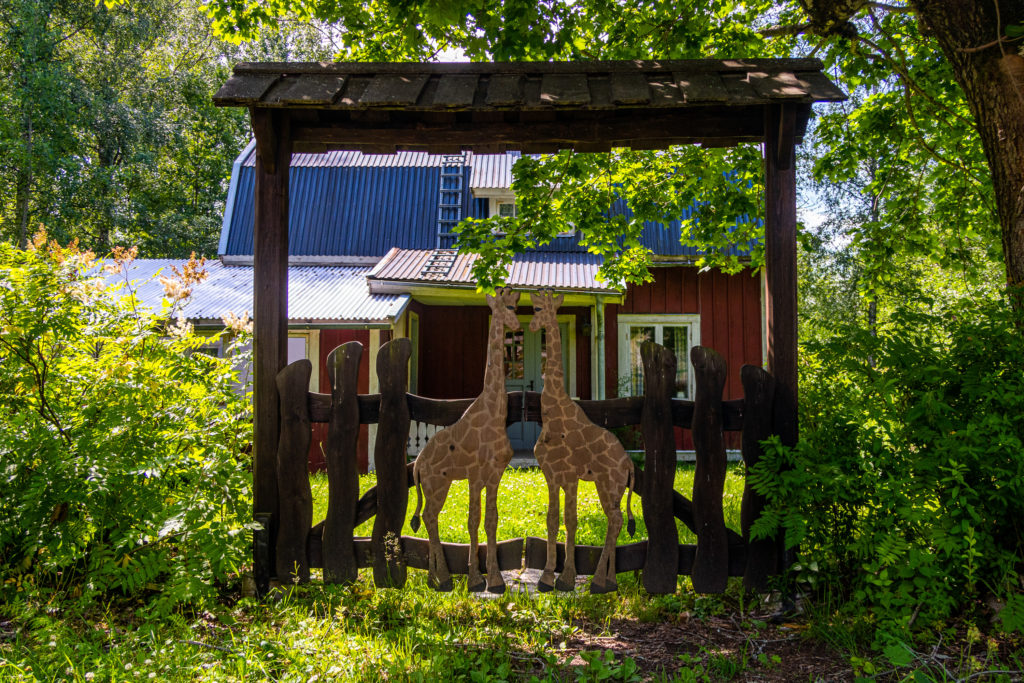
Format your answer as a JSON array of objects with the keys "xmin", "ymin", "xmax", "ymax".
[
  {"xmin": 751, "ymin": 294, "xmax": 1024, "ymax": 639},
  {"xmin": 0, "ymin": 235, "xmax": 252, "ymax": 610}
]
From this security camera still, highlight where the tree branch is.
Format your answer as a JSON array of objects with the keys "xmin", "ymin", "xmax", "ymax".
[{"xmin": 759, "ymin": 22, "xmax": 812, "ymax": 38}]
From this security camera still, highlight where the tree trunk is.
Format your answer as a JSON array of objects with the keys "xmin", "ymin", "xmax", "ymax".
[
  {"xmin": 16, "ymin": 114, "xmax": 33, "ymax": 250},
  {"xmin": 915, "ymin": 0, "xmax": 1024, "ymax": 308}
]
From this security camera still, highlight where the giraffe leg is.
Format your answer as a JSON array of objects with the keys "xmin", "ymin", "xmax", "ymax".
[
  {"xmin": 466, "ymin": 479, "xmax": 486, "ymax": 592},
  {"xmin": 484, "ymin": 481, "xmax": 505, "ymax": 593},
  {"xmin": 591, "ymin": 483, "xmax": 624, "ymax": 594},
  {"xmin": 538, "ymin": 477, "xmax": 560, "ymax": 592},
  {"xmin": 555, "ymin": 480, "xmax": 578, "ymax": 592},
  {"xmin": 423, "ymin": 480, "xmax": 453, "ymax": 592}
]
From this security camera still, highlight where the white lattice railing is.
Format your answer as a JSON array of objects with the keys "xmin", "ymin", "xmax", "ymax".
[{"xmin": 407, "ymin": 420, "xmax": 443, "ymax": 458}]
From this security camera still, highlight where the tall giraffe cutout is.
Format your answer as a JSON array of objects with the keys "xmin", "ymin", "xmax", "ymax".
[
  {"xmin": 531, "ymin": 290, "xmax": 636, "ymax": 594},
  {"xmin": 410, "ymin": 288, "xmax": 521, "ymax": 593}
]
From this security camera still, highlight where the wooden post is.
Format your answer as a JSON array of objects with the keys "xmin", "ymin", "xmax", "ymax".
[
  {"xmin": 690, "ymin": 346, "xmax": 728, "ymax": 594},
  {"xmin": 324, "ymin": 342, "xmax": 362, "ymax": 584},
  {"xmin": 763, "ymin": 103, "xmax": 798, "ymax": 449},
  {"xmin": 251, "ymin": 108, "xmax": 291, "ymax": 591},
  {"xmin": 275, "ymin": 360, "xmax": 313, "ymax": 583},
  {"xmin": 640, "ymin": 341, "xmax": 678, "ymax": 594},
  {"xmin": 740, "ymin": 364, "xmax": 777, "ymax": 591},
  {"xmin": 372, "ymin": 338, "xmax": 412, "ymax": 588},
  {"xmin": 765, "ymin": 103, "xmax": 799, "ymax": 576}
]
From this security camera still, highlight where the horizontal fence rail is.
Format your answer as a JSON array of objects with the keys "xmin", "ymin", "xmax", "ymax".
[{"xmin": 261, "ymin": 340, "xmax": 780, "ymax": 597}]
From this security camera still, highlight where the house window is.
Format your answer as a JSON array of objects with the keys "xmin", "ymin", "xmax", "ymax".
[
  {"xmin": 497, "ymin": 201, "xmax": 516, "ymax": 218},
  {"xmin": 617, "ymin": 315, "xmax": 700, "ymax": 399},
  {"xmin": 287, "ymin": 331, "xmax": 320, "ymax": 392}
]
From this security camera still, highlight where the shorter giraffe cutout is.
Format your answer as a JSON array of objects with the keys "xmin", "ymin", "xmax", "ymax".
[
  {"xmin": 530, "ymin": 290, "xmax": 636, "ymax": 594},
  {"xmin": 410, "ymin": 288, "xmax": 521, "ymax": 593}
]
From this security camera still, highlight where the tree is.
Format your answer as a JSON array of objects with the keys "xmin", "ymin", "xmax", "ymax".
[{"xmin": 199, "ymin": 0, "xmax": 1018, "ymax": 311}]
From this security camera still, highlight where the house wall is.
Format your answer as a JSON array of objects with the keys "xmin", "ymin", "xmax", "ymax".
[
  {"xmin": 309, "ymin": 329, "xmax": 371, "ymax": 473},
  {"xmin": 415, "ymin": 303, "xmax": 592, "ymax": 401},
  {"xmin": 604, "ymin": 265, "xmax": 763, "ymax": 449}
]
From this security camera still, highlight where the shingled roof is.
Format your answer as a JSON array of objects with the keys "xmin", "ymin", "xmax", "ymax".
[{"xmin": 214, "ymin": 60, "xmax": 845, "ymax": 154}]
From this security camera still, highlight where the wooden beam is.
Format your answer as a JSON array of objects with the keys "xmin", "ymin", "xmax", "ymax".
[
  {"xmin": 251, "ymin": 107, "xmax": 291, "ymax": 589},
  {"xmin": 763, "ymin": 103, "xmax": 798, "ymax": 450},
  {"xmin": 290, "ymin": 108, "xmax": 766, "ymax": 150}
]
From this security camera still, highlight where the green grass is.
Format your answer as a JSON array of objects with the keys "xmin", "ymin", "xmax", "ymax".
[{"xmin": 312, "ymin": 463, "xmax": 747, "ymax": 546}]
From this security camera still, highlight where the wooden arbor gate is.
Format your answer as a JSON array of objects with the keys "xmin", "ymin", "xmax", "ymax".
[
  {"xmin": 267, "ymin": 338, "xmax": 779, "ymax": 595},
  {"xmin": 212, "ymin": 59, "xmax": 846, "ymax": 593}
]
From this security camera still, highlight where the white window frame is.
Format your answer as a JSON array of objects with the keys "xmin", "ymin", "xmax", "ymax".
[
  {"xmin": 617, "ymin": 314, "xmax": 700, "ymax": 399},
  {"xmin": 287, "ymin": 330, "xmax": 320, "ymax": 392}
]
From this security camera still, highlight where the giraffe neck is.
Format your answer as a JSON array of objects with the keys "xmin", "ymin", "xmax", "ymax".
[
  {"xmin": 482, "ymin": 314, "xmax": 509, "ymax": 415},
  {"xmin": 542, "ymin": 319, "xmax": 569, "ymax": 402}
]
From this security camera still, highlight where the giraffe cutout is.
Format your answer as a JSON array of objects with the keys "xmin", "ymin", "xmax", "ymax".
[
  {"xmin": 410, "ymin": 288, "xmax": 521, "ymax": 593},
  {"xmin": 530, "ymin": 290, "xmax": 636, "ymax": 594}
]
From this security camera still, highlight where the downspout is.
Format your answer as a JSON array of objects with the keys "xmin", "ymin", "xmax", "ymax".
[{"xmin": 595, "ymin": 295, "xmax": 606, "ymax": 400}]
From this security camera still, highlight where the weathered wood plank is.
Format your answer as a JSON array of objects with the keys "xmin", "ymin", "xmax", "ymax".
[
  {"xmin": 307, "ymin": 531, "xmax": 523, "ymax": 573},
  {"xmin": 253, "ymin": 513, "xmax": 272, "ymax": 598},
  {"xmin": 747, "ymin": 71, "xmax": 807, "ymax": 99},
  {"xmin": 406, "ymin": 394, "xmax": 473, "ymax": 425},
  {"xmin": 433, "ymin": 74, "xmax": 479, "ymax": 108},
  {"xmin": 323, "ymin": 342, "xmax": 362, "ymax": 584},
  {"xmin": 640, "ymin": 341, "xmax": 679, "ymax": 594},
  {"xmin": 263, "ymin": 74, "xmax": 347, "ymax": 105},
  {"xmin": 647, "ymin": 77, "xmax": 684, "ymax": 106},
  {"xmin": 251, "ymin": 108, "xmax": 291, "ymax": 592},
  {"xmin": 740, "ymin": 364, "xmax": 777, "ymax": 591},
  {"xmin": 372, "ymin": 338, "xmax": 412, "ymax": 587},
  {"xmin": 539, "ymin": 74, "xmax": 591, "ymax": 106},
  {"xmin": 214, "ymin": 74, "xmax": 279, "ymax": 104},
  {"xmin": 674, "ymin": 72, "xmax": 728, "ymax": 102},
  {"xmin": 678, "ymin": 543, "xmax": 747, "ymax": 577},
  {"xmin": 719, "ymin": 73, "xmax": 763, "ymax": 104},
  {"xmin": 690, "ymin": 346, "xmax": 729, "ymax": 594},
  {"xmin": 524, "ymin": 537, "xmax": 648, "ymax": 575},
  {"xmin": 610, "ymin": 72, "xmax": 650, "ymax": 104},
  {"xmin": 485, "ymin": 74, "xmax": 524, "ymax": 106},
  {"xmin": 359, "ymin": 74, "xmax": 430, "ymax": 106},
  {"xmin": 275, "ymin": 360, "xmax": 313, "ymax": 584}
]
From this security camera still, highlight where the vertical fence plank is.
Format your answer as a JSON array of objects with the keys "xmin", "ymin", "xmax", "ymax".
[
  {"xmin": 372, "ymin": 338, "xmax": 412, "ymax": 588},
  {"xmin": 275, "ymin": 359, "xmax": 313, "ymax": 584},
  {"xmin": 323, "ymin": 342, "xmax": 363, "ymax": 584},
  {"xmin": 740, "ymin": 364, "xmax": 777, "ymax": 591},
  {"xmin": 640, "ymin": 341, "xmax": 679, "ymax": 594},
  {"xmin": 691, "ymin": 346, "xmax": 728, "ymax": 593},
  {"xmin": 253, "ymin": 512, "xmax": 272, "ymax": 597}
]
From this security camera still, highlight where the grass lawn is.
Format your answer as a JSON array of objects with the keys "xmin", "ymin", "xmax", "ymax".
[
  {"xmin": 5, "ymin": 464, "xmax": 1017, "ymax": 681},
  {"xmin": 312, "ymin": 463, "xmax": 747, "ymax": 547}
]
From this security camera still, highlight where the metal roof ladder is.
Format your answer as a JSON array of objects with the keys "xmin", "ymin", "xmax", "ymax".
[{"xmin": 437, "ymin": 153, "xmax": 465, "ymax": 248}]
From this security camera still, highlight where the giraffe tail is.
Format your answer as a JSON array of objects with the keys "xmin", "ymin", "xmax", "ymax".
[
  {"xmin": 410, "ymin": 462, "xmax": 423, "ymax": 532},
  {"xmin": 626, "ymin": 464, "xmax": 636, "ymax": 537}
]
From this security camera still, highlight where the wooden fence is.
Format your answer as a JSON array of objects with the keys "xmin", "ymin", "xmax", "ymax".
[{"xmin": 257, "ymin": 338, "xmax": 780, "ymax": 595}]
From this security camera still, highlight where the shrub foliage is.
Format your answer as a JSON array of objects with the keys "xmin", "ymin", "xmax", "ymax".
[
  {"xmin": 751, "ymin": 295, "xmax": 1024, "ymax": 636},
  {"xmin": 0, "ymin": 236, "xmax": 252, "ymax": 608}
]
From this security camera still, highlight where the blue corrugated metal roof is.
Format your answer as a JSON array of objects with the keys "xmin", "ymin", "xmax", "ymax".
[{"xmin": 221, "ymin": 149, "xmax": 754, "ymax": 259}]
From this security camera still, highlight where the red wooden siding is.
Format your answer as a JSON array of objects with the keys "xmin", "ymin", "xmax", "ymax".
[
  {"xmin": 416, "ymin": 303, "xmax": 592, "ymax": 400},
  {"xmin": 310, "ymin": 329, "xmax": 370, "ymax": 473},
  {"xmin": 605, "ymin": 265, "xmax": 763, "ymax": 450}
]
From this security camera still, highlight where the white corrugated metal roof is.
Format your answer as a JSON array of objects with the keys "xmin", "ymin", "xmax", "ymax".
[
  {"xmin": 469, "ymin": 152, "xmax": 517, "ymax": 190},
  {"xmin": 110, "ymin": 259, "xmax": 407, "ymax": 325},
  {"xmin": 368, "ymin": 248, "xmax": 619, "ymax": 293}
]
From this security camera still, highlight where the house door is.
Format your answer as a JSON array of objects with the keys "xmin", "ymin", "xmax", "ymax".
[{"xmin": 504, "ymin": 321, "xmax": 570, "ymax": 452}]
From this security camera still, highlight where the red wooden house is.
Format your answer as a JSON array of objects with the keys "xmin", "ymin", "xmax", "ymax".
[{"xmin": 128, "ymin": 145, "xmax": 764, "ymax": 469}]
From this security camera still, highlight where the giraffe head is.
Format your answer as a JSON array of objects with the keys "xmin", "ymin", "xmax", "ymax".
[
  {"xmin": 529, "ymin": 289, "xmax": 564, "ymax": 332},
  {"xmin": 486, "ymin": 287, "xmax": 522, "ymax": 332}
]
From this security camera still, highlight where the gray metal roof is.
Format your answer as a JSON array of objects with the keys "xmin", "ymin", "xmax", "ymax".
[
  {"xmin": 469, "ymin": 152, "xmax": 517, "ymax": 190},
  {"xmin": 113, "ymin": 259, "xmax": 408, "ymax": 325},
  {"xmin": 367, "ymin": 248, "xmax": 618, "ymax": 293}
]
